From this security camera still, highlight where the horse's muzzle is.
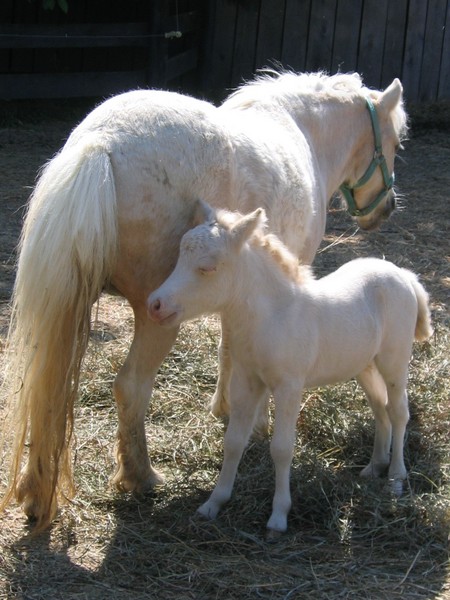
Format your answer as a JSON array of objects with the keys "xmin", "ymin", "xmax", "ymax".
[{"xmin": 358, "ymin": 193, "xmax": 396, "ymax": 231}]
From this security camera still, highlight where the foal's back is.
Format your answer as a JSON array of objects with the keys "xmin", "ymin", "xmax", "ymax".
[{"xmin": 296, "ymin": 258, "xmax": 420, "ymax": 388}]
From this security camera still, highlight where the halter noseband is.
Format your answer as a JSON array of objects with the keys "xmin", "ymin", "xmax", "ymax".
[{"xmin": 340, "ymin": 97, "xmax": 394, "ymax": 218}]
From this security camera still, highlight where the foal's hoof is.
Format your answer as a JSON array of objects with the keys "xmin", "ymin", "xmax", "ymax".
[
  {"xmin": 359, "ymin": 461, "xmax": 389, "ymax": 478},
  {"xmin": 266, "ymin": 528, "xmax": 284, "ymax": 543},
  {"xmin": 389, "ymin": 478, "xmax": 404, "ymax": 498}
]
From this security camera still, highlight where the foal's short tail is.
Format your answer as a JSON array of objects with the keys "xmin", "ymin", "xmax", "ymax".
[
  {"xmin": 404, "ymin": 269, "xmax": 433, "ymax": 342},
  {"xmin": 0, "ymin": 137, "xmax": 118, "ymax": 530}
]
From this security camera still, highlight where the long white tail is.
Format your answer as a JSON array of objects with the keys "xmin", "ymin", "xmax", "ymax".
[{"xmin": 1, "ymin": 138, "xmax": 118, "ymax": 530}]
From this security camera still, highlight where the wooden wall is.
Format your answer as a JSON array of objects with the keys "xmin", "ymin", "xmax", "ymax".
[
  {"xmin": 203, "ymin": 0, "xmax": 450, "ymax": 104},
  {"xmin": 0, "ymin": 0, "xmax": 449, "ymax": 103},
  {"xmin": 0, "ymin": 0, "xmax": 204, "ymax": 99}
]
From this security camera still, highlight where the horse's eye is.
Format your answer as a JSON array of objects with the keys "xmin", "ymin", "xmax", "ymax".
[{"xmin": 198, "ymin": 266, "xmax": 217, "ymax": 275}]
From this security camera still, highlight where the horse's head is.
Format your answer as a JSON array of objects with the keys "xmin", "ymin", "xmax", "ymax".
[
  {"xmin": 340, "ymin": 79, "xmax": 406, "ymax": 231},
  {"xmin": 147, "ymin": 201, "xmax": 264, "ymax": 327}
]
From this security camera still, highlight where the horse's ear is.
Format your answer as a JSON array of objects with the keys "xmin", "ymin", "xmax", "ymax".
[
  {"xmin": 230, "ymin": 208, "xmax": 266, "ymax": 249},
  {"xmin": 192, "ymin": 199, "xmax": 215, "ymax": 227},
  {"xmin": 379, "ymin": 79, "xmax": 403, "ymax": 113}
]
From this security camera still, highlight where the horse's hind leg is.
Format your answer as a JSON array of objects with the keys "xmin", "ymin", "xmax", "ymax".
[
  {"xmin": 357, "ymin": 363, "xmax": 392, "ymax": 478},
  {"xmin": 112, "ymin": 307, "xmax": 179, "ymax": 493}
]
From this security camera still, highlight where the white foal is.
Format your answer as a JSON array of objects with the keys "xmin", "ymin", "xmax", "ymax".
[{"xmin": 148, "ymin": 201, "xmax": 432, "ymax": 534}]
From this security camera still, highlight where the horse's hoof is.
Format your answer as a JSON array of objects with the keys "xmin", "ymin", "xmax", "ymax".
[{"xmin": 113, "ymin": 468, "xmax": 165, "ymax": 494}]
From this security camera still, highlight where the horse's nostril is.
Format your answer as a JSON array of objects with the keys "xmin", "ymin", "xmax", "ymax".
[{"xmin": 152, "ymin": 299, "xmax": 161, "ymax": 312}]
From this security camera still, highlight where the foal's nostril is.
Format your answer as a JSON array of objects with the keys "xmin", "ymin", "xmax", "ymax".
[{"xmin": 152, "ymin": 299, "xmax": 161, "ymax": 312}]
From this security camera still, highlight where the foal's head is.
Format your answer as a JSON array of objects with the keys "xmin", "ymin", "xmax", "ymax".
[{"xmin": 147, "ymin": 201, "xmax": 265, "ymax": 327}]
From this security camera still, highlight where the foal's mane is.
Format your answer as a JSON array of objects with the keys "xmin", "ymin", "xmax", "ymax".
[{"xmin": 216, "ymin": 209, "xmax": 312, "ymax": 285}]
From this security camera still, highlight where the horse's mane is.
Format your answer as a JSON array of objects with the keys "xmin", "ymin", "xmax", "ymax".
[
  {"xmin": 216, "ymin": 209, "xmax": 312, "ymax": 285},
  {"xmin": 223, "ymin": 68, "xmax": 408, "ymax": 147},
  {"xmin": 223, "ymin": 70, "xmax": 366, "ymax": 110}
]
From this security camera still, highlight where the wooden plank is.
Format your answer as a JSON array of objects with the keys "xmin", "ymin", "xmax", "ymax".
[
  {"xmin": 149, "ymin": 1, "xmax": 169, "ymax": 88},
  {"xmin": 255, "ymin": 0, "xmax": 286, "ymax": 70},
  {"xmin": 402, "ymin": 0, "xmax": 427, "ymax": 103},
  {"xmin": 9, "ymin": 0, "xmax": 38, "ymax": 75},
  {"xmin": 0, "ymin": 23, "xmax": 153, "ymax": 49},
  {"xmin": 438, "ymin": 0, "xmax": 450, "ymax": 99},
  {"xmin": 380, "ymin": 0, "xmax": 408, "ymax": 89},
  {"xmin": 357, "ymin": 0, "xmax": 389, "ymax": 88},
  {"xmin": 0, "ymin": 0, "xmax": 13, "ymax": 73},
  {"xmin": 419, "ymin": 0, "xmax": 447, "ymax": 102},
  {"xmin": 305, "ymin": 0, "xmax": 337, "ymax": 73},
  {"xmin": 281, "ymin": 0, "xmax": 311, "ymax": 72},
  {"xmin": 331, "ymin": 0, "xmax": 363, "ymax": 74},
  {"xmin": 0, "ymin": 70, "xmax": 147, "ymax": 99},
  {"xmin": 165, "ymin": 47, "xmax": 198, "ymax": 81},
  {"xmin": 231, "ymin": 0, "xmax": 260, "ymax": 88},
  {"xmin": 203, "ymin": 0, "xmax": 238, "ymax": 98}
]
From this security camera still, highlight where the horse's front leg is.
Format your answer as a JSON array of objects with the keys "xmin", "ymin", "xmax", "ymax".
[
  {"xmin": 267, "ymin": 379, "xmax": 303, "ymax": 535},
  {"xmin": 210, "ymin": 327, "xmax": 271, "ymax": 439},
  {"xmin": 198, "ymin": 368, "xmax": 266, "ymax": 520},
  {"xmin": 112, "ymin": 308, "xmax": 179, "ymax": 493},
  {"xmin": 209, "ymin": 321, "xmax": 232, "ymax": 418}
]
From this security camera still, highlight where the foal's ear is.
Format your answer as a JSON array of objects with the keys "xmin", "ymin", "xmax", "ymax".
[
  {"xmin": 230, "ymin": 208, "xmax": 266, "ymax": 249},
  {"xmin": 192, "ymin": 199, "xmax": 215, "ymax": 227},
  {"xmin": 378, "ymin": 79, "xmax": 403, "ymax": 113}
]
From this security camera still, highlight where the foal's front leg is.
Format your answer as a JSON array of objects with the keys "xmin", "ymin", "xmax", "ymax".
[
  {"xmin": 113, "ymin": 308, "xmax": 179, "ymax": 493},
  {"xmin": 198, "ymin": 368, "xmax": 266, "ymax": 520},
  {"xmin": 267, "ymin": 380, "xmax": 303, "ymax": 534}
]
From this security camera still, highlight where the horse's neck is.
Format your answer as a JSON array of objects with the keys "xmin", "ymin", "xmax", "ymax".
[{"xmin": 288, "ymin": 98, "xmax": 369, "ymax": 198}]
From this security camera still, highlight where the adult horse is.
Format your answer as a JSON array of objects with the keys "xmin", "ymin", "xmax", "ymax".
[{"xmin": 0, "ymin": 71, "xmax": 407, "ymax": 530}]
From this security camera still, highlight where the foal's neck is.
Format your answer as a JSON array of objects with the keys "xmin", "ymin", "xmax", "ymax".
[{"xmin": 222, "ymin": 243, "xmax": 300, "ymax": 331}]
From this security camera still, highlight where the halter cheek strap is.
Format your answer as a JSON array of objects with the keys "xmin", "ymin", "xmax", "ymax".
[{"xmin": 340, "ymin": 97, "xmax": 395, "ymax": 218}]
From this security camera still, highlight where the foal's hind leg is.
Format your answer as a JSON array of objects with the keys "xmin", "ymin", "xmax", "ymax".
[
  {"xmin": 113, "ymin": 307, "xmax": 179, "ymax": 493},
  {"xmin": 375, "ymin": 356, "xmax": 410, "ymax": 483},
  {"xmin": 357, "ymin": 363, "xmax": 392, "ymax": 478}
]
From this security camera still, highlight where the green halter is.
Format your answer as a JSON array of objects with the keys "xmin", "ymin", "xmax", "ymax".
[{"xmin": 340, "ymin": 97, "xmax": 394, "ymax": 218}]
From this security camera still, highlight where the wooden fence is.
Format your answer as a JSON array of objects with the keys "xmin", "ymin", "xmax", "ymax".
[
  {"xmin": 0, "ymin": 0, "xmax": 203, "ymax": 99},
  {"xmin": 0, "ymin": 0, "xmax": 449, "ymax": 103},
  {"xmin": 204, "ymin": 0, "xmax": 450, "ymax": 104}
]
